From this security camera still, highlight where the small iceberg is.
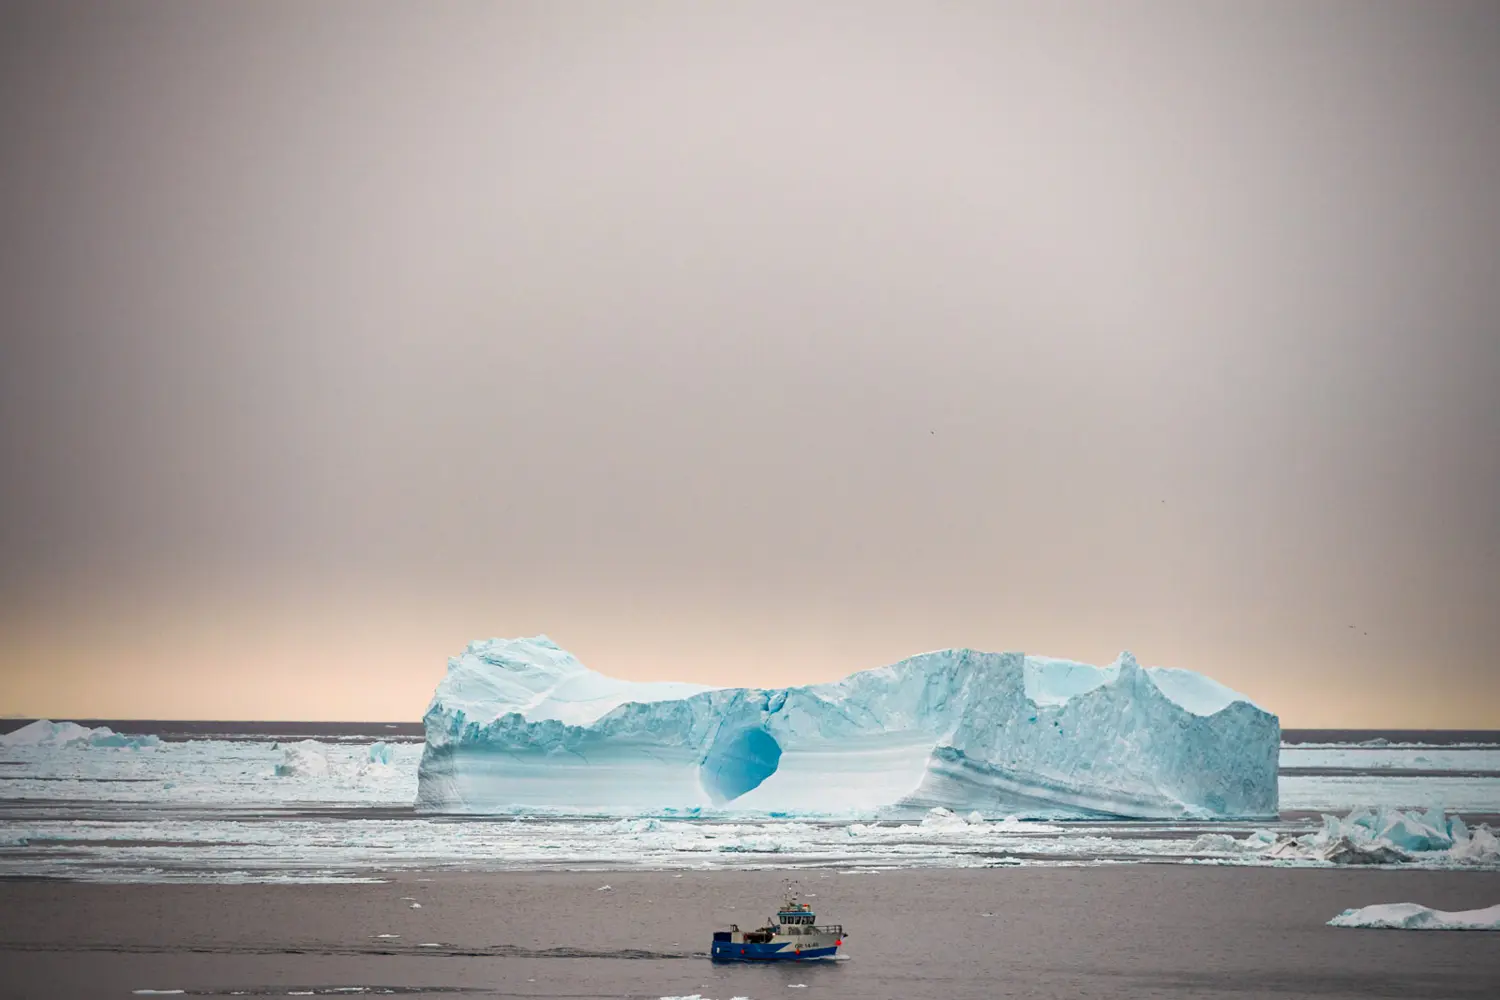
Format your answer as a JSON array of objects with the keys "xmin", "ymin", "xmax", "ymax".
[
  {"xmin": 274, "ymin": 740, "xmax": 330, "ymax": 778},
  {"xmin": 1259, "ymin": 807, "xmax": 1499, "ymax": 866},
  {"xmin": 1178, "ymin": 808, "xmax": 1499, "ymax": 868},
  {"xmin": 1329, "ymin": 902, "xmax": 1500, "ymax": 930}
]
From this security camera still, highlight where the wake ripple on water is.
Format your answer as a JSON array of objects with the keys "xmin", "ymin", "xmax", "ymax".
[
  {"xmin": 130, "ymin": 989, "xmax": 484, "ymax": 997},
  {"xmin": 14, "ymin": 941, "xmax": 696, "ymax": 960}
]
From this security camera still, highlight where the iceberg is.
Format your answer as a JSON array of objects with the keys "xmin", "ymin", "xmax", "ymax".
[
  {"xmin": 1329, "ymin": 902, "xmax": 1500, "ymax": 930},
  {"xmin": 0, "ymin": 719, "xmax": 160, "ymax": 749},
  {"xmin": 417, "ymin": 636, "xmax": 1279, "ymax": 818}
]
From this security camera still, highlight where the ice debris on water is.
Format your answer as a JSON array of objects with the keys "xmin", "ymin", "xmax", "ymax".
[
  {"xmin": 1191, "ymin": 807, "xmax": 1499, "ymax": 866},
  {"xmin": 417, "ymin": 636, "xmax": 1279, "ymax": 819},
  {"xmin": 1188, "ymin": 830, "xmax": 1279, "ymax": 855},
  {"xmin": 3, "ymin": 719, "xmax": 160, "ymax": 749},
  {"xmin": 273, "ymin": 740, "xmax": 408, "ymax": 782},
  {"xmin": 920, "ymin": 806, "xmax": 989, "ymax": 830},
  {"xmin": 605, "ymin": 818, "xmax": 663, "ymax": 834},
  {"xmin": 1277, "ymin": 807, "xmax": 1499, "ymax": 865},
  {"xmin": 1329, "ymin": 902, "xmax": 1500, "ymax": 930}
]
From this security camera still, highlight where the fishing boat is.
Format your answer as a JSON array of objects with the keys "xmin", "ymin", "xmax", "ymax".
[{"xmin": 710, "ymin": 885, "xmax": 846, "ymax": 962}]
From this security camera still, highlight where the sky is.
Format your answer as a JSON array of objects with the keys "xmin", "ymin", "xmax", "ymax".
[{"xmin": 1, "ymin": 1, "xmax": 1497, "ymax": 727}]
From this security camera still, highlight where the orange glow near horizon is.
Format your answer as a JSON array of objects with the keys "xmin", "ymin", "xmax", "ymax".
[{"xmin": 3, "ymin": 579, "xmax": 1496, "ymax": 729}]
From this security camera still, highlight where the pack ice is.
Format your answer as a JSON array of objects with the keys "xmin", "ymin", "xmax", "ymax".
[{"xmin": 416, "ymin": 636, "xmax": 1279, "ymax": 818}]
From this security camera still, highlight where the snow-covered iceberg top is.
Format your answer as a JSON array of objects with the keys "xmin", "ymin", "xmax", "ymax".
[
  {"xmin": 0, "ymin": 719, "xmax": 160, "ymax": 749},
  {"xmin": 1329, "ymin": 902, "xmax": 1500, "ymax": 931},
  {"xmin": 429, "ymin": 635, "xmax": 719, "ymax": 730},
  {"xmin": 418, "ymin": 636, "xmax": 1280, "ymax": 819},
  {"xmin": 429, "ymin": 636, "xmax": 1261, "ymax": 734}
]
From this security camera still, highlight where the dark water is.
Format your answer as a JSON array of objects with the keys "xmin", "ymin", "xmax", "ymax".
[{"xmin": 2, "ymin": 868, "xmax": 1498, "ymax": 1000}]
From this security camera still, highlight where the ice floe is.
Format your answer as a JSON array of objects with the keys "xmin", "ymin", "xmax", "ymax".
[
  {"xmin": 1279, "ymin": 746, "xmax": 1500, "ymax": 773},
  {"xmin": 1279, "ymin": 773, "xmax": 1500, "ymax": 814},
  {"xmin": 1329, "ymin": 902, "xmax": 1500, "ymax": 930}
]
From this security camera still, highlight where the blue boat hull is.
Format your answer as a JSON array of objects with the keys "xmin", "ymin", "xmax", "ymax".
[{"xmin": 711, "ymin": 941, "xmax": 839, "ymax": 962}]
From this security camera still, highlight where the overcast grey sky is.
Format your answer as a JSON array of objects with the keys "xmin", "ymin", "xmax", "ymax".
[{"xmin": 1, "ymin": 1, "xmax": 1497, "ymax": 724}]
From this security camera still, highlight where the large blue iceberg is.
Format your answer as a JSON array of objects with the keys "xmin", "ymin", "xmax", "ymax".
[{"xmin": 416, "ymin": 636, "xmax": 1279, "ymax": 819}]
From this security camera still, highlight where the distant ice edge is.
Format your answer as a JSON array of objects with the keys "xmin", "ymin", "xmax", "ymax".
[
  {"xmin": 416, "ymin": 637, "xmax": 1279, "ymax": 819},
  {"xmin": 0, "ymin": 719, "xmax": 160, "ymax": 749}
]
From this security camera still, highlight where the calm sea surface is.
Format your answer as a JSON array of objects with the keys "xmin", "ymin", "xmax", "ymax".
[{"xmin": 2, "ymin": 867, "xmax": 1498, "ymax": 999}]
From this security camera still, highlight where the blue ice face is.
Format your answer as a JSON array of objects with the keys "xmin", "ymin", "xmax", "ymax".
[{"xmin": 700, "ymin": 726, "xmax": 783, "ymax": 803}]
